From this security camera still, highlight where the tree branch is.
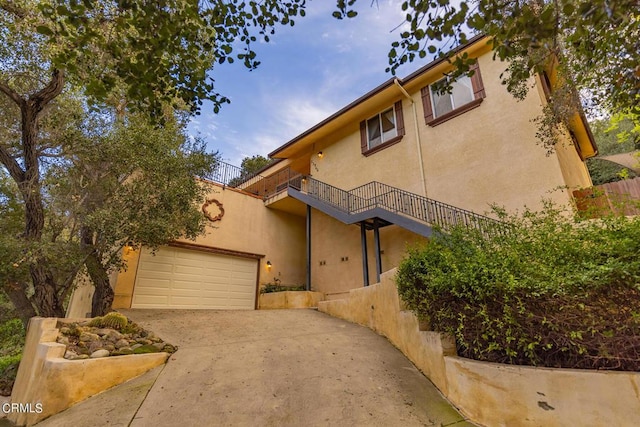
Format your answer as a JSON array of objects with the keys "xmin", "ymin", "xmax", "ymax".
[
  {"xmin": 0, "ymin": 143, "xmax": 25, "ymax": 182},
  {"xmin": 0, "ymin": 78, "xmax": 26, "ymax": 107},
  {"xmin": 30, "ymin": 69, "xmax": 65, "ymax": 112}
]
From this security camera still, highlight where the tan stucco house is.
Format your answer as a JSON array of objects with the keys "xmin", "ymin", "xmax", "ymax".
[{"xmin": 68, "ymin": 35, "xmax": 596, "ymax": 315}]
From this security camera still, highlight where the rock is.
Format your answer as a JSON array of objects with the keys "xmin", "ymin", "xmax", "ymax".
[
  {"xmin": 131, "ymin": 344, "xmax": 142, "ymax": 350},
  {"xmin": 57, "ymin": 336, "xmax": 70, "ymax": 346},
  {"xmin": 152, "ymin": 342, "xmax": 166, "ymax": 351},
  {"xmin": 64, "ymin": 350, "xmax": 78, "ymax": 360},
  {"xmin": 136, "ymin": 338, "xmax": 152, "ymax": 345},
  {"xmin": 95, "ymin": 328, "xmax": 112, "ymax": 336},
  {"xmin": 106, "ymin": 330, "xmax": 124, "ymax": 342},
  {"xmin": 79, "ymin": 332, "xmax": 100, "ymax": 342},
  {"xmin": 115, "ymin": 339, "xmax": 130, "ymax": 349},
  {"xmin": 90, "ymin": 349, "xmax": 110, "ymax": 358},
  {"xmin": 59, "ymin": 327, "xmax": 72, "ymax": 335},
  {"xmin": 89, "ymin": 341, "xmax": 105, "ymax": 353},
  {"xmin": 104, "ymin": 343, "xmax": 116, "ymax": 352}
]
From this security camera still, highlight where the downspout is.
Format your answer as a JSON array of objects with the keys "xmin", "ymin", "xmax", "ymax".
[{"xmin": 394, "ymin": 78, "xmax": 428, "ymax": 198}]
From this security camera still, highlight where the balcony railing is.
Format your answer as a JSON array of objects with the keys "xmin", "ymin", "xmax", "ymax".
[{"xmin": 290, "ymin": 176, "xmax": 502, "ymax": 234}]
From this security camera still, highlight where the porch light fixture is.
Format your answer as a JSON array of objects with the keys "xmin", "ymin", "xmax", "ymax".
[
  {"xmin": 317, "ymin": 151, "xmax": 324, "ymax": 159},
  {"xmin": 266, "ymin": 260, "xmax": 272, "ymax": 270}
]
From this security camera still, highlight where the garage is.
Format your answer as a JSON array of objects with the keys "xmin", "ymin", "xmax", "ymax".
[{"xmin": 131, "ymin": 245, "xmax": 259, "ymax": 309}]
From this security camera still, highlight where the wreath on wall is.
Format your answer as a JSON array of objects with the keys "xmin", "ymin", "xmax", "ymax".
[{"xmin": 202, "ymin": 199, "xmax": 225, "ymax": 222}]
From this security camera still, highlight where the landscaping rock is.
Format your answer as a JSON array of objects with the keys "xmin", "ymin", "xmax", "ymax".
[
  {"xmin": 79, "ymin": 332, "xmax": 100, "ymax": 342},
  {"xmin": 90, "ymin": 349, "xmax": 110, "ymax": 358},
  {"xmin": 55, "ymin": 316, "xmax": 177, "ymax": 361},
  {"xmin": 115, "ymin": 339, "xmax": 130, "ymax": 349}
]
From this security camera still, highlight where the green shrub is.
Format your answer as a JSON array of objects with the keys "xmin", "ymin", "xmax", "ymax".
[{"xmin": 396, "ymin": 202, "xmax": 640, "ymax": 370}]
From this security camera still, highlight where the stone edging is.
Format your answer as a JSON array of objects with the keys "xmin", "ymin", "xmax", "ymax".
[{"xmin": 8, "ymin": 318, "xmax": 168, "ymax": 426}]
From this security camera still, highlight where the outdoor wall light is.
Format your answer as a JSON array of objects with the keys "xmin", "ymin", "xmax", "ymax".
[
  {"xmin": 266, "ymin": 261, "xmax": 272, "ymax": 270},
  {"xmin": 317, "ymin": 151, "xmax": 324, "ymax": 159}
]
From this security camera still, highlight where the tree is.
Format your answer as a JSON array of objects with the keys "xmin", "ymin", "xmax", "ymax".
[
  {"xmin": 587, "ymin": 114, "xmax": 640, "ymax": 184},
  {"xmin": 229, "ymin": 154, "xmax": 272, "ymax": 187},
  {"xmin": 0, "ymin": 0, "xmax": 307, "ymax": 318},
  {"xmin": 48, "ymin": 111, "xmax": 218, "ymax": 316},
  {"xmin": 335, "ymin": 0, "xmax": 640, "ymax": 148}
]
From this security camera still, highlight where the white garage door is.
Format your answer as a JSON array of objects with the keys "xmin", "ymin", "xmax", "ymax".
[{"xmin": 131, "ymin": 246, "xmax": 258, "ymax": 309}]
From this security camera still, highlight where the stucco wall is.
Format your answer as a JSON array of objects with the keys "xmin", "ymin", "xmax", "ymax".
[
  {"xmin": 310, "ymin": 52, "xmax": 579, "ymax": 216},
  {"xmin": 318, "ymin": 270, "xmax": 640, "ymax": 427},
  {"xmin": 310, "ymin": 209, "xmax": 426, "ymax": 299},
  {"xmin": 111, "ymin": 183, "xmax": 306, "ymax": 309},
  {"xmin": 9, "ymin": 318, "xmax": 167, "ymax": 426}
]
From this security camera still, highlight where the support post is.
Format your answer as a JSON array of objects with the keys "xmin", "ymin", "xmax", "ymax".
[
  {"xmin": 306, "ymin": 205, "xmax": 311, "ymax": 291},
  {"xmin": 360, "ymin": 222, "xmax": 369, "ymax": 287},
  {"xmin": 373, "ymin": 218, "xmax": 382, "ymax": 283}
]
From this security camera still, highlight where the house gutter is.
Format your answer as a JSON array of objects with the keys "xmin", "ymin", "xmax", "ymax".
[{"xmin": 394, "ymin": 78, "xmax": 428, "ymax": 197}]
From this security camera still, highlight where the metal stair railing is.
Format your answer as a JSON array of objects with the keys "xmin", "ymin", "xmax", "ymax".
[{"xmin": 290, "ymin": 176, "xmax": 501, "ymax": 233}]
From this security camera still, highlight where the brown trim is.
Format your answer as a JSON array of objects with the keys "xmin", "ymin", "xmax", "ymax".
[
  {"xmin": 362, "ymin": 135, "xmax": 404, "ymax": 157},
  {"xmin": 253, "ymin": 259, "xmax": 260, "ymax": 309},
  {"xmin": 269, "ymin": 34, "xmax": 489, "ymax": 158},
  {"xmin": 426, "ymin": 98, "xmax": 484, "ymax": 127},
  {"xmin": 421, "ymin": 86, "xmax": 434, "ymax": 123},
  {"xmin": 395, "ymin": 100, "xmax": 405, "ymax": 136},
  {"xmin": 168, "ymin": 241, "xmax": 265, "ymax": 260},
  {"xmin": 422, "ymin": 60, "xmax": 486, "ymax": 126},
  {"xmin": 469, "ymin": 61, "xmax": 486, "ymax": 98},
  {"xmin": 360, "ymin": 121, "xmax": 368, "ymax": 153}
]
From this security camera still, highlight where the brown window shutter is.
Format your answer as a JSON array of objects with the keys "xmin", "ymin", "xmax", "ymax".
[
  {"xmin": 360, "ymin": 120, "xmax": 368, "ymax": 153},
  {"xmin": 394, "ymin": 100, "xmax": 405, "ymax": 136},
  {"xmin": 421, "ymin": 86, "xmax": 433, "ymax": 124},
  {"xmin": 470, "ymin": 61, "xmax": 486, "ymax": 99}
]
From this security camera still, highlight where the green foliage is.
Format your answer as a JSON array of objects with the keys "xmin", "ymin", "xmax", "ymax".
[
  {"xmin": 0, "ymin": 309, "xmax": 25, "ymax": 395},
  {"xmin": 88, "ymin": 312, "xmax": 128, "ymax": 331},
  {"xmin": 587, "ymin": 114, "xmax": 640, "ymax": 185},
  {"xmin": 260, "ymin": 277, "xmax": 305, "ymax": 293},
  {"xmin": 587, "ymin": 159, "xmax": 637, "ymax": 186},
  {"xmin": 336, "ymin": 1, "xmax": 640, "ymax": 146},
  {"xmin": 228, "ymin": 155, "xmax": 272, "ymax": 187},
  {"xmin": 396, "ymin": 203, "xmax": 640, "ymax": 370},
  {"xmin": 27, "ymin": 0, "xmax": 309, "ymax": 115}
]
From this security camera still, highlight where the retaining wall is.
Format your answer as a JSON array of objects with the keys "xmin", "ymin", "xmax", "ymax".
[{"xmin": 318, "ymin": 269, "xmax": 640, "ymax": 427}]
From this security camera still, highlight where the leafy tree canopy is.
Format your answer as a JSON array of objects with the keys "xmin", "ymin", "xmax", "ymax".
[{"xmin": 335, "ymin": 0, "xmax": 639, "ymax": 140}]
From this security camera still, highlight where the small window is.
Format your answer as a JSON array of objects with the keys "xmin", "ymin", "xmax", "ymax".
[
  {"xmin": 421, "ymin": 61, "xmax": 485, "ymax": 126},
  {"xmin": 360, "ymin": 100, "xmax": 405, "ymax": 156},
  {"xmin": 430, "ymin": 75, "xmax": 474, "ymax": 118},
  {"xmin": 366, "ymin": 108, "xmax": 397, "ymax": 149}
]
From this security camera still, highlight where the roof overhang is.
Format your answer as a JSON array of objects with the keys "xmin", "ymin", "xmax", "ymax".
[{"xmin": 269, "ymin": 34, "xmax": 492, "ymax": 160}]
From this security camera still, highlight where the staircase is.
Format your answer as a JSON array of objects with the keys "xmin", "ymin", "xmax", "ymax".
[{"xmin": 284, "ymin": 176, "xmax": 500, "ymax": 237}]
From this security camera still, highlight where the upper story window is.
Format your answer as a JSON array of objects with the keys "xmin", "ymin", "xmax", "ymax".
[
  {"xmin": 421, "ymin": 61, "xmax": 486, "ymax": 127},
  {"xmin": 360, "ymin": 100, "xmax": 405, "ymax": 156},
  {"xmin": 430, "ymin": 75, "xmax": 474, "ymax": 117},
  {"xmin": 367, "ymin": 108, "xmax": 397, "ymax": 148}
]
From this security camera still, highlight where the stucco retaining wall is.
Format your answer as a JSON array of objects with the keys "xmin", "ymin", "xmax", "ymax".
[
  {"xmin": 9, "ymin": 317, "xmax": 168, "ymax": 426},
  {"xmin": 258, "ymin": 291, "xmax": 324, "ymax": 309},
  {"xmin": 317, "ymin": 269, "xmax": 640, "ymax": 427}
]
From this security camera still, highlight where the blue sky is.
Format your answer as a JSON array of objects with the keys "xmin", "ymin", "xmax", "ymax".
[{"xmin": 188, "ymin": 1, "xmax": 437, "ymax": 166}]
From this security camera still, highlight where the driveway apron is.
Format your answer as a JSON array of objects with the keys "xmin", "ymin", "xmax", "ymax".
[{"xmin": 40, "ymin": 309, "xmax": 474, "ymax": 426}]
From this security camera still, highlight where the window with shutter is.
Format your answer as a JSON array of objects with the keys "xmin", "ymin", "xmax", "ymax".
[
  {"xmin": 360, "ymin": 100, "xmax": 405, "ymax": 156},
  {"xmin": 421, "ymin": 61, "xmax": 486, "ymax": 126}
]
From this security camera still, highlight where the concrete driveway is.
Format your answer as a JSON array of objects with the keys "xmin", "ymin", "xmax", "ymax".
[{"xmin": 36, "ymin": 309, "xmax": 473, "ymax": 427}]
